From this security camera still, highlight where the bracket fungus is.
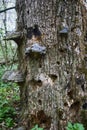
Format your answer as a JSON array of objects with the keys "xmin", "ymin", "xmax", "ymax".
[
  {"xmin": 3, "ymin": 31, "xmax": 24, "ymax": 44},
  {"xmin": 2, "ymin": 70, "xmax": 24, "ymax": 83},
  {"xmin": 59, "ymin": 27, "xmax": 69, "ymax": 36},
  {"xmin": 25, "ymin": 43, "xmax": 46, "ymax": 57}
]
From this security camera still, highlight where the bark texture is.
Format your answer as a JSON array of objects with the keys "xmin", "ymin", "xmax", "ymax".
[{"xmin": 15, "ymin": 0, "xmax": 87, "ymax": 129}]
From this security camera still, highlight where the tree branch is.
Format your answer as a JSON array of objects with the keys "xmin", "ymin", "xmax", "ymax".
[{"xmin": 0, "ymin": 6, "xmax": 15, "ymax": 14}]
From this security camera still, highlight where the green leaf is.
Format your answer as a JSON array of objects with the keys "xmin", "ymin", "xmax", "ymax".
[
  {"xmin": 66, "ymin": 127, "xmax": 73, "ymax": 130},
  {"xmin": 74, "ymin": 123, "xmax": 85, "ymax": 130},
  {"xmin": 5, "ymin": 117, "xmax": 14, "ymax": 127},
  {"xmin": 31, "ymin": 125, "xmax": 38, "ymax": 130},
  {"xmin": 38, "ymin": 128, "xmax": 43, "ymax": 130},
  {"xmin": 67, "ymin": 122, "xmax": 73, "ymax": 128},
  {"xmin": 31, "ymin": 124, "xmax": 43, "ymax": 130},
  {"xmin": 66, "ymin": 122, "xmax": 85, "ymax": 130}
]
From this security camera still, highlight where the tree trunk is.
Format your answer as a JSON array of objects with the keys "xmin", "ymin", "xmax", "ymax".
[{"xmin": 15, "ymin": 0, "xmax": 87, "ymax": 129}]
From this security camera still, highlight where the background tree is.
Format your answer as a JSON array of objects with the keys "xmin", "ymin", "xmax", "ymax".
[
  {"xmin": 3, "ymin": 0, "xmax": 87, "ymax": 130},
  {"xmin": 0, "ymin": 0, "xmax": 17, "ymax": 67}
]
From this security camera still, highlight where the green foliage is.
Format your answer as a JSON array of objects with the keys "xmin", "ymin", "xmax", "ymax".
[
  {"xmin": 0, "ymin": 23, "xmax": 19, "ymax": 129},
  {"xmin": 0, "ymin": 66, "xmax": 20, "ymax": 128},
  {"xmin": 0, "ymin": 85, "xmax": 19, "ymax": 128},
  {"xmin": 5, "ymin": 117, "xmax": 14, "ymax": 128},
  {"xmin": 31, "ymin": 124, "xmax": 44, "ymax": 130},
  {"xmin": 66, "ymin": 122, "xmax": 85, "ymax": 130},
  {"xmin": 0, "ymin": 106, "xmax": 15, "ymax": 127}
]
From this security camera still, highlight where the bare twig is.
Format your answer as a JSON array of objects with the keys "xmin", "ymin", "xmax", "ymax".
[{"xmin": 0, "ymin": 6, "xmax": 15, "ymax": 14}]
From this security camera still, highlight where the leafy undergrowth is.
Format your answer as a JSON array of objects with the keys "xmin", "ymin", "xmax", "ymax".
[
  {"xmin": 31, "ymin": 124, "xmax": 43, "ymax": 130},
  {"xmin": 66, "ymin": 122, "xmax": 85, "ymax": 130},
  {"xmin": 0, "ymin": 85, "xmax": 20, "ymax": 130}
]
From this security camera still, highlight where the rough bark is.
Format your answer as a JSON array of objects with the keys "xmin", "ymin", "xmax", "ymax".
[{"xmin": 15, "ymin": 0, "xmax": 87, "ymax": 129}]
